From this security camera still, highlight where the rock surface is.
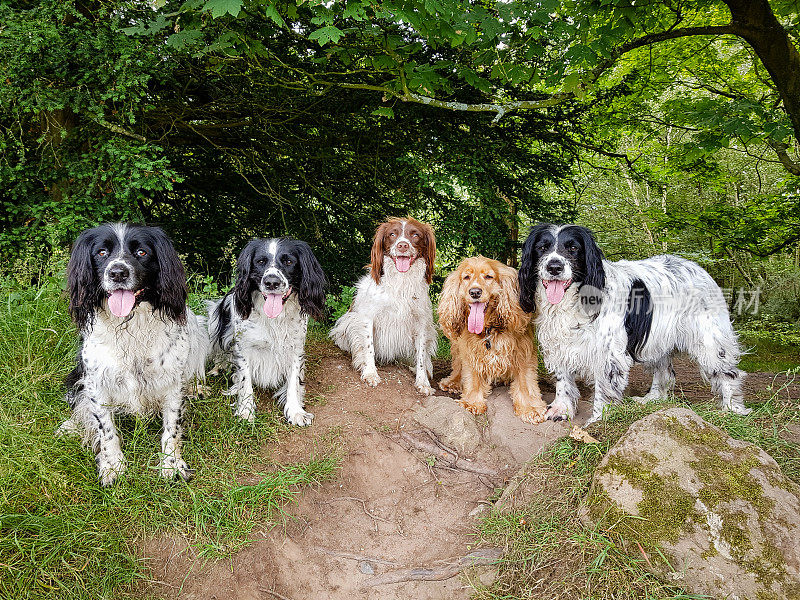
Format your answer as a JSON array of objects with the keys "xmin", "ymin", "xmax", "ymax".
[
  {"xmin": 585, "ymin": 407, "xmax": 800, "ymax": 600},
  {"xmin": 411, "ymin": 395, "xmax": 483, "ymax": 454}
]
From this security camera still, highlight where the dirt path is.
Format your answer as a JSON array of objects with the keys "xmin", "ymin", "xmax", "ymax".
[{"xmin": 140, "ymin": 347, "xmax": 798, "ymax": 599}]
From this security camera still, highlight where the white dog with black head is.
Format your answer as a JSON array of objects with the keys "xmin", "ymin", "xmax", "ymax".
[{"xmin": 518, "ymin": 224, "xmax": 749, "ymax": 424}]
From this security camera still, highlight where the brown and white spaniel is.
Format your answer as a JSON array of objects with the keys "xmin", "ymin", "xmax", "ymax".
[
  {"xmin": 438, "ymin": 256, "xmax": 546, "ymax": 423},
  {"xmin": 330, "ymin": 217, "xmax": 438, "ymax": 395}
]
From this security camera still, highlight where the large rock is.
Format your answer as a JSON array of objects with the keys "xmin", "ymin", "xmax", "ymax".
[
  {"xmin": 412, "ymin": 396, "xmax": 482, "ymax": 455},
  {"xmin": 585, "ymin": 407, "xmax": 800, "ymax": 600}
]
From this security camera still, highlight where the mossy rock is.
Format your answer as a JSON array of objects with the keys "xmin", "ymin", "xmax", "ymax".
[{"xmin": 585, "ymin": 407, "xmax": 800, "ymax": 600}]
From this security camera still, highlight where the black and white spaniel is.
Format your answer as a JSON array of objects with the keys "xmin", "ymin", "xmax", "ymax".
[
  {"xmin": 208, "ymin": 238, "xmax": 326, "ymax": 426},
  {"xmin": 518, "ymin": 224, "xmax": 749, "ymax": 424},
  {"xmin": 59, "ymin": 223, "xmax": 209, "ymax": 486},
  {"xmin": 329, "ymin": 217, "xmax": 437, "ymax": 395}
]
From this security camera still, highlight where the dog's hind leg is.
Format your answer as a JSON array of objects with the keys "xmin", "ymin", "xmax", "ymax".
[
  {"xmin": 688, "ymin": 317, "xmax": 749, "ymax": 415},
  {"xmin": 439, "ymin": 348, "xmax": 462, "ymax": 393},
  {"xmin": 633, "ymin": 356, "xmax": 675, "ymax": 403}
]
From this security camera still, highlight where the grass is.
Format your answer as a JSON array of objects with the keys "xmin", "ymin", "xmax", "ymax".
[
  {"xmin": 0, "ymin": 272, "xmax": 340, "ymax": 599},
  {"xmin": 469, "ymin": 386, "xmax": 800, "ymax": 600},
  {"xmin": 739, "ymin": 335, "xmax": 800, "ymax": 372}
]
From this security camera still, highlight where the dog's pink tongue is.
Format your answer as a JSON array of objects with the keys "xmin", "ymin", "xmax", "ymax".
[
  {"xmin": 108, "ymin": 290, "xmax": 136, "ymax": 318},
  {"xmin": 546, "ymin": 280, "xmax": 567, "ymax": 304},
  {"xmin": 395, "ymin": 256, "xmax": 411, "ymax": 272},
  {"xmin": 468, "ymin": 302, "xmax": 486, "ymax": 334},
  {"xmin": 263, "ymin": 294, "xmax": 284, "ymax": 318}
]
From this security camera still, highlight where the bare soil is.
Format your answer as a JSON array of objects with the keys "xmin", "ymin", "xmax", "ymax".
[{"xmin": 139, "ymin": 346, "xmax": 799, "ymax": 600}]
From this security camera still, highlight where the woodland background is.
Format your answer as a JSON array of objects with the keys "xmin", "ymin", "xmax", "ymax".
[
  {"xmin": 1, "ymin": 3, "xmax": 800, "ymax": 598},
  {"xmin": 1, "ymin": 0, "xmax": 799, "ymax": 332}
]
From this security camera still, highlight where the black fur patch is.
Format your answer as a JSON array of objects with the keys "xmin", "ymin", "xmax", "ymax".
[
  {"xmin": 624, "ymin": 278, "xmax": 652, "ymax": 362},
  {"xmin": 214, "ymin": 294, "xmax": 233, "ymax": 349}
]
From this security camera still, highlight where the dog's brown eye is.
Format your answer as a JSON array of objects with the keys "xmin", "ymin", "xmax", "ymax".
[
  {"xmin": 98, "ymin": 249, "xmax": 108, "ymax": 257},
  {"xmin": 484, "ymin": 274, "xmax": 494, "ymax": 279},
  {"xmin": 136, "ymin": 249, "xmax": 147, "ymax": 257},
  {"xmin": 463, "ymin": 274, "xmax": 470, "ymax": 280}
]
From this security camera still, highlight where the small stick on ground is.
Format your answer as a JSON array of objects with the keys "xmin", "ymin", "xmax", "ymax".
[
  {"xmin": 360, "ymin": 547, "xmax": 504, "ymax": 588},
  {"xmin": 325, "ymin": 496, "xmax": 393, "ymax": 531},
  {"xmin": 312, "ymin": 546, "xmax": 401, "ymax": 567},
  {"xmin": 421, "ymin": 426, "xmax": 461, "ymax": 464},
  {"xmin": 259, "ymin": 588, "xmax": 293, "ymax": 600},
  {"xmin": 398, "ymin": 432, "xmax": 498, "ymax": 477}
]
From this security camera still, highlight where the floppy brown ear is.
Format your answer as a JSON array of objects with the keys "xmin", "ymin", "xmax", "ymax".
[
  {"xmin": 370, "ymin": 222, "xmax": 387, "ymax": 284},
  {"xmin": 495, "ymin": 263, "xmax": 530, "ymax": 333},
  {"xmin": 420, "ymin": 221, "xmax": 436, "ymax": 284},
  {"xmin": 437, "ymin": 267, "xmax": 466, "ymax": 340}
]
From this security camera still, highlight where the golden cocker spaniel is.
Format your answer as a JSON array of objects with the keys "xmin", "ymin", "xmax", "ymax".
[{"xmin": 438, "ymin": 256, "xmax": 546, "ymax": 424}]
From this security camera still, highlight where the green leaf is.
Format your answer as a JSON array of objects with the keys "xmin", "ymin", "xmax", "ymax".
[
  {"xmin": 264, "ymin": 3, "xmax": 285, "ymax": 27},
  {"xmin": 371, "ymin": 107, "xmax": 394, "ymax": 118},
  {"xmin": 308, "ymin": 25, "xmax": 344, "ymax": 46},
  {"xmin": 203, "ymin": 0, "xmax": 243, "ymax": 18}
]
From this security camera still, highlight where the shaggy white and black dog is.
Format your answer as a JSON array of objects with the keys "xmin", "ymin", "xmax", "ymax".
[
  {"xmin": 518, "ymin": 224, "xmax": 749, "ymax": 424},
  {"xmin": 329, "ymin": 217, "xmax": 437, "ymax": 395},
  {"xmin": 208, "ymin": 238, "xmax": 326, "ymax": 426},
  {"xmin": 59, "ymin": 223, "xmax": 209, "ymax": 486}
]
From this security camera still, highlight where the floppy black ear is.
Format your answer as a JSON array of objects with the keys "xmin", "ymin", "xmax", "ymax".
[
  {"xmin": 295, "ymin": 241, "xmax": 327, "ymax": 321},
  {"xmin": 233, "ymin": 240, "xmax": 259, "ymax": 320},
  {"xmin": 574, "ymin": 226, "xmax": 606, "ymax": 293},
  {"xmin": 151, "ymin": 227, "xmax": 188, "ymax": 325},
  {"xmin": 67, "ymin": 229, "xmax": 104, "ymax": 331},
  {"xmin": 518, "ymin": 223, "xmax": 552, "ymax": 314}
]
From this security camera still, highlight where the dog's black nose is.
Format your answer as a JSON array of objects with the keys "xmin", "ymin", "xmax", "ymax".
[
  {"xmin": 108, "ymin": 265, "xmax": 130, "ymax": 283},
  {"xmin": 263, "ymin": 274, "xmax": 282, "ymax": 291},
  {"xmin": 469, "ymin": 287, "xmax": 482, "ymax": 300},
  {"xmin": 396, "ymin": 241, "xmax": 410, "ymax": 253},
  {"xmin": 546, "ymin": 260, "xmax": 564, "ymax": 276}
]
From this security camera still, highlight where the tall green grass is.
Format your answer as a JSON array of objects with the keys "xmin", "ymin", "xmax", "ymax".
[{"xmin": 0, "ymin": 272, "xmax": 339, "ymax": 599}]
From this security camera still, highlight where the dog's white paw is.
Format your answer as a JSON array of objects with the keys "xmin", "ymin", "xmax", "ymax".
[
  {"xmin": 56, "ymin": 418, "xmax": 81, "ymax": 438},
  {"xmin": 286, "ymin": 409, "xmax": 314, "ymax": 427},
  {"xmin": 361, "ymin": 370, "xmax": 381, "ymax": 387},
  {"xmin": 725, "ymin": 403, "xmax": 752, "ymax": 416},
  {"xmin": 97, "ymin": 452, "xmax": 126, "ymax": 487},
  {"xmin": 160, "ymin": 457, "xmax": 195, "ymax": 482},
  {"xmin": 416, "ymin": 383, "xmax": 435, "ymax": 396},
  {"xmin": 545, "ymin": 401, "xmax": 575, "ymax": 422},
  {"xmin": 234, "ymin": 400, "xmax": 256, "ymax": 423}
]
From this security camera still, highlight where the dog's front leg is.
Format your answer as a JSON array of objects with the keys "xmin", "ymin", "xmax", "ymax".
[
  {"xmin": 283, "ymin": 332, "xmax": 313, "ymax": 427},
  {"xmin": 545, "ymin": 368, "xmax": 579, "ymax": 422},
  {"xmin": 413, "ymin": 327, "xmax": 435, "ymax": 396},
  {"xmin": 160, "ymin": 390, "xmax": 194, "ymax": 481},
  {"xmin": 510, "ymin": 361, "xmax": 547, "ymax": 424},
  {"xmin": 224, "ymin": 342, "xmax": 257, "ymax": 422},
  {"xmin": 87, "ymin": 390, "xmax": 126, "ymax": 486},
  {"xmin": 459, "ymin": 361, "xmax": 490, "ymax": 415},
  {"xmin": 353, "ymin": 315, "xmax": 381, "ymax": 386},
  {"xmin": 588, "ymin": 357, "xmax": 629, "ymax": 425}
]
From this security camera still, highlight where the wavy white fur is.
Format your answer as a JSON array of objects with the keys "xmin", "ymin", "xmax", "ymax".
[{"xmin": 330, "ymin": 258, "xmax": 437, "ymax": 394}]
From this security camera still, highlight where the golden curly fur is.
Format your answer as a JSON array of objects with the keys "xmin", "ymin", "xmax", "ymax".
[{"xmin": 438, "ymin": 256, "xmax": 545, "ymax": 424}]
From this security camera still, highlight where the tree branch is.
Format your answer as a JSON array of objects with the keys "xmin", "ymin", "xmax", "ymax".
[{"xmin": 89, "ymin": 115, "xmax": 146, "ymax": 142}]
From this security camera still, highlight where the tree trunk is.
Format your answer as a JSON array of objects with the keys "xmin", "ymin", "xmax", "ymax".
[{"xmin": 724, "ymin": 0, "xmax": 800, "ymax": 147}]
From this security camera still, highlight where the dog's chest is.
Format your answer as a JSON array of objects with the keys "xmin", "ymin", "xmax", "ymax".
[
  {"xmin": 84, "ymin": 308, "xmax": 189, "ymax": 406},
  {"xmin": 236, "ymin": 301, "xmax": 304, "ymax": 347}
]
